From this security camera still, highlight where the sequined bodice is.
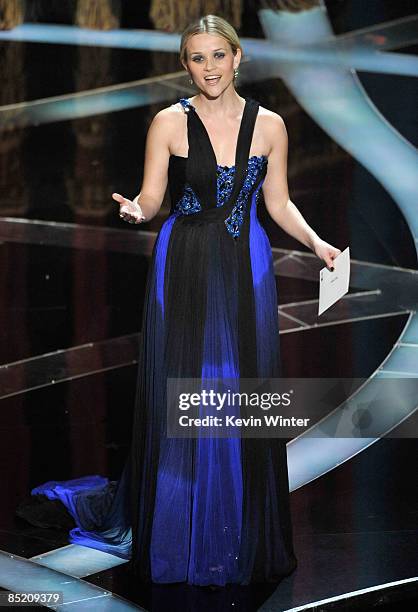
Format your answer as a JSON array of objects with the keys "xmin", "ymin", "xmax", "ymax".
[{"xmin": 168, "ymin": 97, "xmax": 268, "ymax": 239}]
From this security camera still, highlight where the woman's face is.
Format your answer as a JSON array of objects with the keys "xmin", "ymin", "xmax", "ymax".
[{"xmin": 183, "ymin": 33, "xmax": 241, "ymax": 94}]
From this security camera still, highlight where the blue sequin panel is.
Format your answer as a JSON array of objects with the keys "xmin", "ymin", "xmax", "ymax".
[
  {"xmin": 173, "ymin": 156, "xmax": 268, "ymax": 236},
  {"xmin": 216, "ymin": 166, "xmax": 235, "ymax": 208},
  {"xmin": 179, "ymin": 97, "xmax": 191, "ymax": 111},
  {"xmin": 224, "ymin": 156, "xmax": 267, "ymax": 239},
  {"xmin": 172, "ymin": 165, "xmax": 234, "ymax": 216},
  {"xmin": 174, "ymin": 184, "xmax": 202, "ymax": 215}
]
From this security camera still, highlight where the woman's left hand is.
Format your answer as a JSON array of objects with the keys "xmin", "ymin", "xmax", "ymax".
[{"xmin": 312, "ymin": 238, "xmax": 342, "ymax": 271}]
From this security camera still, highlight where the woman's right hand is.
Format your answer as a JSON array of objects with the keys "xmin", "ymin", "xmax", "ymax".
[{"xmin": 112, "ymin": 193, "xmax": 146, "ymax": 224}]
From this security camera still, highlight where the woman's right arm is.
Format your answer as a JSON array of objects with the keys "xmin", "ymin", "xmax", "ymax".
[{"xmin": 112, "ymin": 108, "xmax": 174, "ymax": 223}]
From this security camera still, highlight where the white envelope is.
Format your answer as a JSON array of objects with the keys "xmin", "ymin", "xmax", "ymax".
[{"xmin": 318, "ymin": 246, "xmax": 350, "ymax": 316}]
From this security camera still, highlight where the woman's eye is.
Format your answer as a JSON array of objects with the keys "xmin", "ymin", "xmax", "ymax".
[{"xmin": 191, "ymin": 53, "xmax": 225, "ymax": 62}]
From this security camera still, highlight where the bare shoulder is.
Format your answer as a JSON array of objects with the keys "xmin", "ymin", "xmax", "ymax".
[
  {"xmin": 151, "ymin": 102, "xmax": 184, "ymax": 126},
  {"xmin": 258, "ymin": 105, "xmax": 287, "ymax": 133},
  {"xmin": 256, "ymin": 105, "xmax": 287, "ymax": 155},
  {"xmin": 149, "ymin": 103, "xmax": 184, "ymax": 143}
]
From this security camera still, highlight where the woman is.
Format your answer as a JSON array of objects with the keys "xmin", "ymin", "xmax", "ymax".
[{"xmin": 27, "ymin": 15, "xmax": 340, "ymax": 587}]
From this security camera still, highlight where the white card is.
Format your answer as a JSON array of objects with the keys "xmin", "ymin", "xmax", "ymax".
[{"xmin": 318, "ymin": 246, "xmax": 350, "ymax": 316}]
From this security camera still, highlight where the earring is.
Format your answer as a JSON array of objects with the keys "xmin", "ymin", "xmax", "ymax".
[
  {"xmin": 189, "ymin": 77, "xmax": 194, "ymax": 84},
  {"xmin": 234, "ymin": 68, "xmax": 239, "ymax": 79}
]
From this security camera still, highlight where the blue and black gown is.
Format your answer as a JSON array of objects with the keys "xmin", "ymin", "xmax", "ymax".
[{"xmin": 27, "ymin": 96, "xmax": 297, "ymax": 586}]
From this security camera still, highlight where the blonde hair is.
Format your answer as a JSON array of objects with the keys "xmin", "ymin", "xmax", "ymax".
[{"xmin": 179, "ymin": 14, "xmax": 242, "ymax": 66}]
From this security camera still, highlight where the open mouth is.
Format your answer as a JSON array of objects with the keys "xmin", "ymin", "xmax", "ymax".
[{"xmin": 204, "ymin": 76, "xmax": 221, "ymax": 84}]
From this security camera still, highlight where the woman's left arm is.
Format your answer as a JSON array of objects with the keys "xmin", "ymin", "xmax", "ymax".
[{"xmin": 262, "ymin": 113, "xmax": 341, "ymax": 271}]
